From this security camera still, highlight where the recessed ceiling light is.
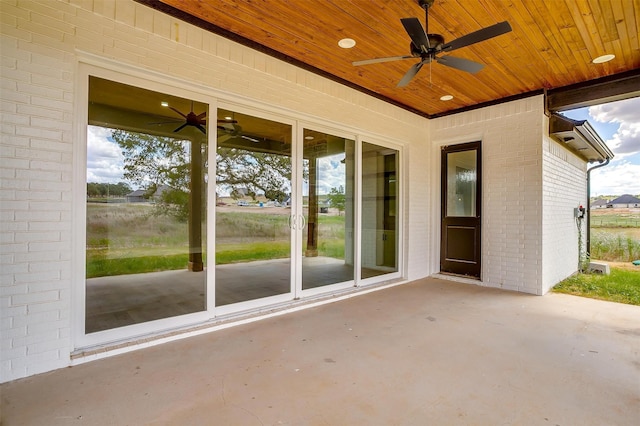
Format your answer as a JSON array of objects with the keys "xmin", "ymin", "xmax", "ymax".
[
  {"xmin": 338, "ymin": 38, "xmax": 356, "ymax": 49},
  {"xmin": 592, "ymin": 54, "xmax": 615, "ymax": 64},
  {"xmin": 440, "ymin": 95, "xmax": 454, "ymax": 101},
  {"xmin": 305, "ymin": 135, "xmax": 314, "ymax": 140},
  {"xmin": 161, "ymin": 101, "xmax": 169, "ymax": 107}
]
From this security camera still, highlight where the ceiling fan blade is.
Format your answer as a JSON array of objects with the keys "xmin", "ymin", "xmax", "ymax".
[
  {"xmin": 353, "ymin": 55, "xmax": 414, "ymax": 66},
  {"xmin": 174, "ymin": 123, "xmax": 188, "ymax": 132},
  {"xmin": 241, "ymin": 135, "xmax": 260, "ymax": 143},
  {"xmin": 397, "ymin": 61, "xmax": 425, "ymax": 87},
  {"xmin": 441, "ymin": 21, "xmax": 512, "ymax": 52},
  {"xmin": 400, "ymin": 17, "xmax": 430, "ymax": 52},
  {"xmin": 437, "ymin": 55, "xmax": 484, "ymax": 74},
  {"xmin": 168, "ymin": 106, "xmax": 188, "ymax": 119},
  {"xmin": 196, "ymin": 111, "xmax": 207, "ymax": 119}
]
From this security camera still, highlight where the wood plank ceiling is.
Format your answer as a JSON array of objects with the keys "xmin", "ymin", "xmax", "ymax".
[{"xmin": 143, "ymin": 0, "xmax": 640, "ymax": 117}]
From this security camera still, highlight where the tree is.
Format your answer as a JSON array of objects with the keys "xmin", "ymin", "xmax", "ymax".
[
  {"xmin": 216, "ymin": 147, "xmax": 292, "ymax": 203},
  {"xmin": 86, "ymin": 182, "xmax": 132, "ymax": 198},
  {"xmin": 112, "ymin": 129, "xmax": 196, "ymax": 221},
  {"xmin": 111, "ymin": 130, "xmax": 296, "ymax": 216},
  {"xmin": 326, "ymin": 185, "xmax": 346, "ymax": 215}
]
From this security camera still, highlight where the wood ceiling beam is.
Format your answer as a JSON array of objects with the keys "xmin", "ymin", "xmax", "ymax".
[{"xmin": 547, "ymin": 69, "xmax": 640, "ymax": 112}]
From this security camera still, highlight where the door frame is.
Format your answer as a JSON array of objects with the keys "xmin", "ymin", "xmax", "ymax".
[{"xmin": 440, "ymin": 141, "xmax": 482, "ymax": 279}]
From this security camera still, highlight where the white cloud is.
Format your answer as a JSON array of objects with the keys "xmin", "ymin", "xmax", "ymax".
[
  {"xmin": 590, "ymin": 159, "xmax": 640, "ymax": 196},
  {"xmin": 86, "ymin": 126, "xmax": 125, "ymax": 183},
  {"xmin": 316, "ymin": 154, "xmax": 346, "ymax": 195},
  {"xmin": 588, "ymin": 97, "xmax": 640, "ymax": 157}
]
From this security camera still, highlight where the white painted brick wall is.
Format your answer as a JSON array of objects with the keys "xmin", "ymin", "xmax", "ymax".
[
  {"xmin": 1, "ymin": 0, "xmax": 430, "ymax": 382},
  {"xmin": 541, "ymin": 125, "xmax": 587, "ymax": 293},
  {"xmin": 431, "ymin": 97, "xmax": 545, "ymax": 294}
]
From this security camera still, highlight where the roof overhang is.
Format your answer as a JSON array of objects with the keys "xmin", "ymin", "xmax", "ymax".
[{"xmin": 549, "ymin": 113, "xmax": 614, "ymax": 164}]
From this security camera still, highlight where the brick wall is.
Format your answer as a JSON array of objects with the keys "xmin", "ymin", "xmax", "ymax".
[
  {"xmin": 431, "ymin": 97, "xmax": 545, "ymax": 294},
  {"xmin": 0, "ymin": 0, "xmax": 429, "ymax": 382},
  {"xmin": 541, "ymin": 122, "xmax": 588, "ymax": 293}
]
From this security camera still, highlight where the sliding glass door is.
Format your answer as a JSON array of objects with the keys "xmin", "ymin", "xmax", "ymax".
[
  {"xmin": 215, "ymin": 108, "xmax": 293, "ymax": 307},
  {"xmin": 85, "ymin": 76, "xmax": 208, "ymax": 334},
  {"xmin": 301, "ymin": 128, "xmax": 355, "ymax": 291},
  {"xmin": 361, "ymin": 142, "xmax": 399, "ymax": 279},
  {"xmin": 80, "ymin": 67, "xmax": 404, "ymax": 349}
]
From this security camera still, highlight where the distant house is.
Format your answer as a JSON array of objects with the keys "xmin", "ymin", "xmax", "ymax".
[
  {"xmin": 125, "ymin": 189, "xmax": 147, "ymax": 203},
  {"xmin": 151, "ymin": 185, "xmax": 171, "ymax": 203},
  {"xmin": 591, "ymin": 199, "xmax": 609, "ymax": 209},
  {"xmin": 608, "ymin": 194, "xmax": 640, "ymax": 208}
]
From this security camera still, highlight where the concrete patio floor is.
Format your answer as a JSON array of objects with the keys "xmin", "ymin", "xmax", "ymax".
[{"xmin": 2, "ymin": 277, "xmax": 639, "ymax": 425}]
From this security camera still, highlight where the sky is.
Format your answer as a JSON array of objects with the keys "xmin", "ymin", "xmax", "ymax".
[
  {"xmin": 88, "ymin": 96, "xmax": 640, "ymax": 197},
  {"xmin": 562, "ymin": 96, "xmax": 640, "ymax": 197}
]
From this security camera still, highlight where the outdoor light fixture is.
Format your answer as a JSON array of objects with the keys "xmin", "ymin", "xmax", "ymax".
[
  {"xmin": 592, "ymin": 54, "xmax": 615, "ymax": 64},
  {"xmin": 440, "ymin": 95, "xmax": 454, "ymax": 101},
  {"xmin": 338, "ymin": 38, "xmax": 356, "ymax": 48}
]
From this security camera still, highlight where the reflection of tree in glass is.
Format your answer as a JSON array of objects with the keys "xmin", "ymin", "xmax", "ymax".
[
  {"xmin": 86, "ymin": 182, "xmax": 131, "ymax": 197},
  {"xmin": 112, "ymin": 130, "xmax": 296, "ymax": 220},
  {"xmin": 326, "ymin": 185, "xmax": 346, "ymax": 215},
  {"xmin": 216, "ymin": 147, "xmax": 292, "ymax": 203},
  {"xmin": 112, "ymin": 129, "xmax": 196, "ymax": 222}
]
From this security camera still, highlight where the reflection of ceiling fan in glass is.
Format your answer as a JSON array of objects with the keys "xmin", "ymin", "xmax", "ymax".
[
  {"xmin": 151, "ymin": 101, "xmax": 236, "ymax": 134},
  {"xmin": 217, "ymin": 121, "xmax": 261, "ymax": 144}
]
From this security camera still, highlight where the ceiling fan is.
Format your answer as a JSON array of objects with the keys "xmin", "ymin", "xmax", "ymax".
[
  {"xmin": 353, "ymin": 0, "xmax": 512, "ymax": 87},
  {"xmin": 217, "ymin": 122, "xmax": 261, "ymax": 144},
  {"xmin": 152, "ymin": 101, "xmax": 237, "ymax": 134}
]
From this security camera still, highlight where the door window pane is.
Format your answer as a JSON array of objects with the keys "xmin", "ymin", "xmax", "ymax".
[
  {"xmin": 215, "ymin": 109, "xmax": 292, "ymax": 306},
  {"xmin": 361, "ymin": 142, "xmax": 399, "ymax": 279},
  {"xmin": 86, "ymin": 76, "xmax": 206, "ymax": 333},
  {"xmin": 446, "ymin": 151, "xmax": 477, "ymax": 217},
  {"xmin": 302, "ymin": 129, "xmax": 355, "ymax": 289}
]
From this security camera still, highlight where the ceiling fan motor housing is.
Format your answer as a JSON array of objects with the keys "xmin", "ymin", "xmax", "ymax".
[{"xmin": 409, "ymin": 33, "xmax": 444, "ymax": 56}]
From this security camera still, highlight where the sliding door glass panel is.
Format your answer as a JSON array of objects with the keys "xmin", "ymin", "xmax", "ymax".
[
  {"xmin": 86, "ymin": 76, "xmax": 206, "ymax": 333},
  {"xmin": 302, "ymin": 129, "xmax": 355, "ymax": 290},
  {"xmin": 215, "ymin": 109, "xmax": 292, "ymax": 306},
  {"xmin": 361, "ymin": 142, "xmax": 399, "ymax": 279}
]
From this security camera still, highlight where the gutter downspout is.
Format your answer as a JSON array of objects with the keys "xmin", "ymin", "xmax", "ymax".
[{"xmin": 586, "ymin": 158, "xmax": 610, "ymax": 257}]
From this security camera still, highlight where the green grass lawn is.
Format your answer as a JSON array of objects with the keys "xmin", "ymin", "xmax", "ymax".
[{"xmin": 552, "ymin": 267, "xmax": 640, "ymax": 305}]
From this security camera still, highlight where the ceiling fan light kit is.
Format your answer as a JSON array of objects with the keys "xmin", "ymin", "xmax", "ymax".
[{"xmin": 353, "ymin": 0, "xmax": 512, "ymax": 87}]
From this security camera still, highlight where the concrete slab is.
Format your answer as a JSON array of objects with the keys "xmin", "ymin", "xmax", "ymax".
[{"xmin": 2, "ymin": 277, "xmax": 639, "ymax": 425}]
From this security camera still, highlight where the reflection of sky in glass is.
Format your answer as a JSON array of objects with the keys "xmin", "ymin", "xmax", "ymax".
[
  {"xmin": 86, "ymin": 125, "xmax": 123, "ymax": 183},
  {"xmin": 302, "ymin": 153, "xmax": 346, "ymax": 196},
  {"xmin": 87, "ymin": 126, "xmax": 191, "ymax": 191}
]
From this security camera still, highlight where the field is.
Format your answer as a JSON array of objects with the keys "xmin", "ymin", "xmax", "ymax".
[
  {"xmin": 589, "ymin": 208, "xmax": 640, "ymax": 262},
  {"xmin": 86, "ymin": 202, "xmax": 346, "ymax": 278},
  {"xmin": 552, "ymin": 208, "xmax": 640, "ymax": 305}
]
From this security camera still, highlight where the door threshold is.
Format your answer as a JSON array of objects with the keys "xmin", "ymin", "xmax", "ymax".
[{"xmin": 432, "ymin": 272, "xmax": 481, "ymax": 285}]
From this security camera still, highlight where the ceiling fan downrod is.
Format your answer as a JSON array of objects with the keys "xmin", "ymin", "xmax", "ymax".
[{"xmin": 418, "ymin": 0, "xmax": 434, "ymax": 34}]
